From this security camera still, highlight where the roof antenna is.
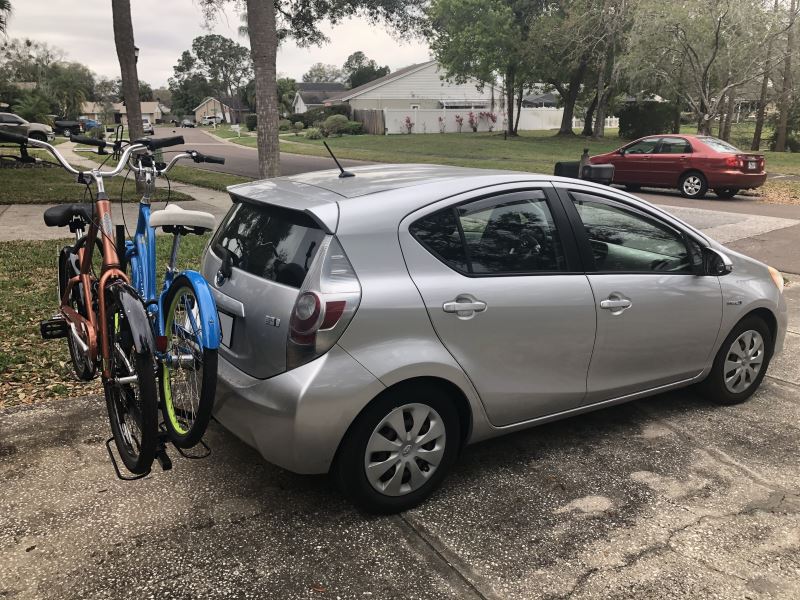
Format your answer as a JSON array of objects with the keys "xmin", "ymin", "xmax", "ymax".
[{"xmin": 323, "ymin": 141, "xmax": 355, "ymax": 178}]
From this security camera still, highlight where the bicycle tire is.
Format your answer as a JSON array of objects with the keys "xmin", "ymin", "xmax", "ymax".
[
  {"xmin": 104, "ymin": 284, "xmax": 158, "ymax": 474},
  {"xmin": 159, "ymin": 276, "xmax": 217, "ymax": 448}
]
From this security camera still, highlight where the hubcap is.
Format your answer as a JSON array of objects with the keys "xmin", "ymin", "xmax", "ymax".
[
  {"xmin": 683, "ymin": 176, "xmax": 702, "ymax": 196},
  {"xmin": 364, "ymin": 403, "xmax": 446, "ymax": 497},
  {"xmin": 724, "ymin": 330, "xmax": 764, "ymax": 393}
]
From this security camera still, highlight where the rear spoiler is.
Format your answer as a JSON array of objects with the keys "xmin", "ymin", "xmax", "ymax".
[{"xmin": 228, "ymin": 184, "xmax": 340, "ymax": 234}]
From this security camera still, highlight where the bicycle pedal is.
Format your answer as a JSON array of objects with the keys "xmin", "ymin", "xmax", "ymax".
[{"xmin": 40, "ymin": 315, "xmax": 69, "ymax": 340}]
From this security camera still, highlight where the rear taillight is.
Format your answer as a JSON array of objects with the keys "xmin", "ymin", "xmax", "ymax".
[
  {"xmin": 287, "ymin": 236, "xmax": 361, "ymax": 369},
  {"xmin": 724, "ymin": 155, "xmax": 743, "ymax": 168}
]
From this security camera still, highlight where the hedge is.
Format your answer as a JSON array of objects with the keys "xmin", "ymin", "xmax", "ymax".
[{"xmin": 618, "ymin": 102, "xmax": 678, "ymax": 139}]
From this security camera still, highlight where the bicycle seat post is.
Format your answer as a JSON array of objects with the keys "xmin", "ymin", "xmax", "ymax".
[{"xmin": 167, "ymin": 230, "xmax": 182, "ymax": 274}]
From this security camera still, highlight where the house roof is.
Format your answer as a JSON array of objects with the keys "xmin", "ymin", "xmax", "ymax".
[
  {"xmin": 296, "ymin": 89, "xmax": 347, "ymax": 106},
  {"xmin": 81, "ymin": 101, "xmax": 166, "ymax": 115},
  {"xmin": 192, "ymin": 96, "xmax": 249, "ymax": 112},
  {"xmin": 523, "ymin": 92, "xmax": 558, "ymax": 106},
  {"xmin": 337, "ymin": 61, "xmax": 435, "ymax": 101},
  {"xmin": 295, "ymin": 82, "xmax": 347, "ymax": 93}
]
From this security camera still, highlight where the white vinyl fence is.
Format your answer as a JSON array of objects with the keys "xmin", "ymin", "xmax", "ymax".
[
  {"xmin": 383, "ymin": 107, "xmax": 566, "ymax": 135},
  {"xmin": 572, "ymin": 116, "xmax": 620, "ymax": 130}
]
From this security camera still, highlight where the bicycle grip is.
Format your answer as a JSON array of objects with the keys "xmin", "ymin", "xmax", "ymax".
[
  {"xmin": 0, "ymin": 130, "xmax": 30, "ymax": 145},
  {"xmin": 203, "ymin": 154, "xmax": 225, "ymax": 165},
  {"xmin": 70, "ymin": 134, "xmax": 107, "ymax": 148},
  {"xmin": 145, "ymin": 135, "xmax": 185, "ymax": 150}
]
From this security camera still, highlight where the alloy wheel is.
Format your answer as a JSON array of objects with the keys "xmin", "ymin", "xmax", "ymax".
[
  {"xmin": 683, "ymin": 175, "xmax": 703, "ymax": 196},
  {"xmin": 364, "ymin": 403, "xmax": 446, "ymax": 497},
  {"xmin": 724, "ymin": 330, "xmax": 765, "ymax": 393}
]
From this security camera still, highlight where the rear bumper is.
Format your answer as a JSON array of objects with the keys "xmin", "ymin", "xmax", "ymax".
[
  {"xmin": 706, "ymin": 171, "xmax": 767, "ymax": 189},
  {"xmin": 213, "ymin": 344, "xmax": 385, "ymax": 474}
]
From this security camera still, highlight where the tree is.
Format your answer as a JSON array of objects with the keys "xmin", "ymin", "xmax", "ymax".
[
  {"xmin": 111, "ymin": 0, "xmax": 143, "ymax": 140},
  {"xmin": 276, "ymin": 76, "xmax": 296, "ymax": 113},
  {"xmin": 191, "ymin": 34, "xmax": 252, "ymax": 99},
  {"xmin": 45, "ymin": 63, "xmax": 92, "ymax": 118},
  {"xmin": 138, "ymin": 80, "xmax": 154, "ymax": 101},
  {"xmin": 774, "ymin": 0, "xmax": 798, "ymax": 151},
  {"xmin": 342, "ymin": 51, "xmax": 390, "ymax": 88},
  {"xmin": 12, "ymin": 92, "xmax": 50, "ymax": 122},
  {"xmin": 152, "ymin": 86, "xmax": 172, "ymax": 106},
  {"xmin": 302, "ymin": 62, "xmax": 344, "ymax": 83},
  {"xmin": 0, "ymin": 0, "xmax": 11, "ymax": 35},
  {"xmin": 753, "ymin": 0, "xmax": 781, "ymax": 150}
]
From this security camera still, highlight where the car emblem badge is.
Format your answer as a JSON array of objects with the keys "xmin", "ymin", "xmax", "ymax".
[{"xmin": 265, "ymin": 315, "xmax": 281, "ymax": 327}]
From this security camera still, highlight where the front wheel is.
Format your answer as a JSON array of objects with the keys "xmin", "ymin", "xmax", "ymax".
[
  {"xmin": 679, "ymin": 171, "xmax": 708, "ymax": 199},
  {"xmin": 104, "ymin": 285, "xmax": 158, "ymax": 474},
  {"xmin": 159, "ymin": 277, "xmax": 217, "ymax": 448},
  {"xmin": 333, "ymin": 384, "xmax": 460, "ymax": 514}
]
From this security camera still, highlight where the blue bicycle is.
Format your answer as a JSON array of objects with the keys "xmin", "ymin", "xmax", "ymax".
[{"xmin": 118, "ymin": 136, "xmax": 224, "ymax": 448}]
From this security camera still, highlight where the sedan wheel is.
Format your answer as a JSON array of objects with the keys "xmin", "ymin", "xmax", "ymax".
[
  {"xmin": 679, "ymin": 172, "xmax": 708, "ymax": 199},
  {"xmin": 714, "ymin": 188, "xmax": 739, "ymax": 199},
  {"xmin": 334, "ymin": 385, "xmax": 460, "ymax": 513},
  {"xmin": 701, "ymin": 317, "xmax": 772, "ymax": 405}
]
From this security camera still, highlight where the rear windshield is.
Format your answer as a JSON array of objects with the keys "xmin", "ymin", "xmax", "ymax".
[
  {"xmin": 211, "ymin": 201, "xmax": 326, "ymax": 288},
  {"xmin": 698, "ymin": 136, "xmax": 740, "ymax": 153}
]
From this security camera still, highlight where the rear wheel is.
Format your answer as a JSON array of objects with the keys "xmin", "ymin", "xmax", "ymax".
[
  {"xmin": 334, "ymin": 384, "xmax": 460, "ymax": 514},
  {"xmin": 159, "ymin": 277, "xmax": 217, "ymax": 448},
  {"xmin": 701, "ymin": 316, "xmax": 773, "ymax": 405},
  {"xmin": 104, "ymin": 286, "xmax": 158, "ymax": 474},
  {"xmin": 714, "ymin": 188, "xmax": 739, "ymax": 199},
  {"xmin": 624, "ymin": 184, "xmax": 641, "ymax": 192},
  {"xmin": 679, "ymin": 171, "xmax": 708, "ymax": 199},
  {"xmin": 58, "ymin": 243, "xmax": 96, "ymax": 381}
]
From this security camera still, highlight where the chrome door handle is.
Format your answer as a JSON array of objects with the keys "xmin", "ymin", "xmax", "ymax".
[
  {"xmin": 600, "ymin": 293, "xmax": 632, "ymax": 314},
  {"xmin": 443, "ymin": 295, "xmax": 487, "ymax": 318}
]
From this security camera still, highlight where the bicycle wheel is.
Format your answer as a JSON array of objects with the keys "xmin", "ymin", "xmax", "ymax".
[
  {"xmin": 59, "ymin": 241, "xmax": 100, "ymax": 381},
  {"xmin": 160, "ymin": 276, "xmax": 217, "ymax": 448},
  {"xmin": 104, "ymin": 284, "xmax": 158, "ymax": 474}
]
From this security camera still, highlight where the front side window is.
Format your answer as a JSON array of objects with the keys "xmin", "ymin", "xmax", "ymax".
[
  {"xmin": 623, "ymin": 138, "xmax": 660, "ymax": 155},
  {"xmin": 410, "ymin": 190, "xmax": 566, "ymax": 275},
  {"xmin": 657, "ymin": 137, "xmax": 692, "ymax": 154},
  {"xmin": 571, "ymin": 192, "xmax": 692, "ymax": 273}
]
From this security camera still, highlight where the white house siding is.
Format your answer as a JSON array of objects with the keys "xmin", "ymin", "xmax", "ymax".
[
  {"xmin": 384, "ymin": 107, "xmax": 565, "ymax": 135},
  {"xmin": 293, "ymin": 95, "xmax": 308, "ymax": 114},
  {"xmin": 345, "ymin": 62, "xmax": 495, "ymax": 110}
]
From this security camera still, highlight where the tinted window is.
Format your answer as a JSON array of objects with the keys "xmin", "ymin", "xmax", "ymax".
[
  {"xmin": 698, "ymin": 136, "xmax": 740, "ymax": 153},
  {"xmin": 657, "ymin": 137, "xmax": 691, "ymax": 154},
  {"xmin": 211, "ymin": 202, "xmax": 326, "ymax": 288},
  {"xmin": 624, "ymin": 138, "xmax": 660, "ymax": 154},
  {"xmin": 409, "ymin": 208, "xmax": 468, "ymax": 272},
  {"xmin": 571, "ymin": 193, "xmax": 691, "ymax": 273}
]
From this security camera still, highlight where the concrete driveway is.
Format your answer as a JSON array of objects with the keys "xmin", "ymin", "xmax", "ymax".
[{"xmin": 2, "ymin": 289, "xmax": 799, "ymax": 599}]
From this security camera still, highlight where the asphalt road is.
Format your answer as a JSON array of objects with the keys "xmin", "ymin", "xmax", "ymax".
[
  {"xmin": 2, "ymin": 285, "xmax": 799, "ymax": 598},
  {"xmin": 156, "ymin": 126, "xmax": 369, "ymax": 177}
]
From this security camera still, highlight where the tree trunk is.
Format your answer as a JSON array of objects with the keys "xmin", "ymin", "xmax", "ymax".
[
  {"xmin": 505, "ymin": 67, "xmax": 516, "ymax": 137},
  {"xmin": 752, "ymin": 0, "xmax": 779, "ymax": 151},
  {"xmin": 721, "ymin": 89, "xmax": 735, "ymax": 141},
  {"xmin": 514, "ymin": 85, "xmax": 524, "ymax": 134},
  {"xmin": 582, "ymin": 93, "xmax": 597, "ymax": 136},
  {"xmin": 696, "ymin": 99, "xmax": 710, "ymax": 135},
  {"xmin": 246, "ymin": 0, "xmax": 279, "ymax": 177},
  {"xmin": 592, "ymin": 51, "xmax": 608, "ymax": 139},
  {"xmin": 111, "ymin": 0, "xmax": 143, "ymax": 140},
  {"xmin": 557, "ymin": 57, "xmax": 588, "ymax": 136},
  {"xmin": 775, "ymin": 0, "xmax": 797, "ymax": 152}
]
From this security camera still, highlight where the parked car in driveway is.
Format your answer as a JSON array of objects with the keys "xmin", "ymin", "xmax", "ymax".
[
  {"xmin": 181, "ymin": 119, "xmax": 195, "ymax": 128},
  {"xmin": 142, "ymin": 117, "xmax": 154, "ymax": 135},
  {"xmin": 0, "ymin": 112, "xmax": 55, "ymax": 142},
  {"xmin": 200, "ymin": 115, "xmax": 223, "ymax": 125},
  {"xmin": 203, "ymin": 164, "xmax": 787, "ymax": 513},
  {"xmin": 590, "ymin": 135, "xmax": 766, "ymax": 199}
]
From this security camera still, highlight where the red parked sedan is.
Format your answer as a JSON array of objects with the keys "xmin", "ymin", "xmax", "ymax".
[{"xmin": 590, "ymin": 134, "xmax": 766, "ymax": 199}]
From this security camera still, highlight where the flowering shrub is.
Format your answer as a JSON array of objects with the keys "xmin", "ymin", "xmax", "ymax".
[
  {"xmin": 468, "ymin": 111, "xmax": 478, "ymax": 132},
  {"xmin": 403, "ymin": 115, "xmax": 414, "ymax": 134},
  {"xmin": 479, "ymin": 111, "xmax": 497, "ymax": 132},
  {"xmin": 438, "ymin": 115, "xmax": 446, "ymax": 133},
  {"xmin": 455, "ymin": 114, "xmax": 463, "ymax": 133}
]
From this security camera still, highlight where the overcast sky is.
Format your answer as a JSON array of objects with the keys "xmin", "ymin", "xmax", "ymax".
[{"xmin": 6, "ymin": 1, "xmax": 431, "ymax": 87}]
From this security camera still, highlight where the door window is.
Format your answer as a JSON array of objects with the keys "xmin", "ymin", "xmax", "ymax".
[
  {"xmin": 571, "ymin": 192, "xmax": 693, "ymax": 273},
  {"xmin": 623, "ymin": 138, "xmax": 660, "ymax": 154},
  {"xmin": 410, "ymin": 190, "xmax": 566, "ymax": 275},
  {"xmin": 656, "ymin": 137, "xmax": 691, "ymax": 154}
]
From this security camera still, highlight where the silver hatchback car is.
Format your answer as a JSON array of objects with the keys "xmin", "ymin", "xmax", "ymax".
[{"xmin": 202, "ymin": 164, "xmax": 787, "ymax": 513}]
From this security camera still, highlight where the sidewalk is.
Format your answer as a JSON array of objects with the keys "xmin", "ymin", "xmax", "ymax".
[{"xmin": 0, "ymin": 143, "xmax": 234, "ymax": 242}]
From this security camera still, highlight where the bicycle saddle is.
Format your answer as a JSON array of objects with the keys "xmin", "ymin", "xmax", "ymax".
[
  {"xmin": 150, "ymin": 204, "xmax": 216, "ymax": 234},
  {"xmin": 43, "ymin": 203, "xmax": 94, "ymax": 227}
]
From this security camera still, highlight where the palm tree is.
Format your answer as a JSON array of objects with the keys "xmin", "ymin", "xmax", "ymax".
[
  {"xmin": 111, "ymin": 0, "xmax": 143, "ymax": 140},
  {"xmin": 0, "ymin": 0, "xmax": 12, "ymax": 35}
]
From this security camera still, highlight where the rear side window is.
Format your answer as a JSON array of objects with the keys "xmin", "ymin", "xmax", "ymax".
[
  {"xmin": 657, "ymin": 137, "xmax": 691, "ymax": 154},
  {"xmin": 698, "ymin": 136, "xmax": 740, "ymax": 153},
  {"xmin": 211, "ymin": 202, "xmax": 326, "ymax": 288}
]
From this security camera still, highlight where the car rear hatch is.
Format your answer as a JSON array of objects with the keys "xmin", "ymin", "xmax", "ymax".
[
  {"xmin": 731, "ymin": 153, "xmax": 765, "ymax": 173},
  {"xmin": 202, "ymin": 182, "xmax": 343, "ymax": 379}
]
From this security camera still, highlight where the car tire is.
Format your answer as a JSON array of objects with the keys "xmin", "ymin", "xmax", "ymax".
[
  {"xmin": 679, "ymin": 171, "xmax": 708, "ymax": 199},
  {"xmin": 714, "ymin": 188, "xmax": 739, "ymax": 199},
  {"xmin": 625, "ymin": 184, "xmax": 641, "ymax": 192},
  {"xmin": 333, "ymin": 383, "xmax": 461, "ymax": 514},
  {"xmin": 700, "ymin": 316, "xmax": 773, "ymax": 406}
]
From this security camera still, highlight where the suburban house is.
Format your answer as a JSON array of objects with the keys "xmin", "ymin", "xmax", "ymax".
[
  {"xmin": 80, "ymin": 101, "xmax": 170, "ymax": 125},
  {"xmin": 522, "ymin": 92, "xmax": 559, "ymax": 108},
  {"xmin": 192, "ymin": 96, "xmax": 249, "ymax": 124},
  {"xmin": 326, "ymin": 61, "xmax": 496, "ymax": 111},
  {"xmin": 291, "ymin": 82, "xmax": 348, "ymax": 114}
]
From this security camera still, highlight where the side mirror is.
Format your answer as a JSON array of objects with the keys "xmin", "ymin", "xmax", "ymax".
[{"xmin": 702, "ymin": 247, "xmax": 733, "ymax": 276}]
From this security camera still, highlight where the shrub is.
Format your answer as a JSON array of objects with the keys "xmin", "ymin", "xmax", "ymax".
[
  {"xmin": 245, "ymin": 113, "xmax": 257, "ymax": 131},
  {"xmin": 292, "ymin": 121, "xmax": 305, "ymax": 135},
  {"xmin": 618, "ymin": 102, "xmax": 677, "ymax": 139},
  {"xmin": 305, "ymin": 127, "xmax": 323, "ymax": 140},
  {"xmin": 343, "ymin": 120, "xmax": 363, "ymax": 135},
  {"xmin": 289, "ymin": 105, "xmax": 350, "ymax": 128},
  {"xmin": 278, "ymin": 118, "xmax": 292, "ymax": 131},
  {"xmin": 324, "ymin": 114, "xmax": 349, "ymax": 136}
]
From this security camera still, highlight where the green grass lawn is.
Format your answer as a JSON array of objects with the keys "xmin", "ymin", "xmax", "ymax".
[{"xmin": 0, "ymin": 235, "xmax": 208, "ymax": 408}]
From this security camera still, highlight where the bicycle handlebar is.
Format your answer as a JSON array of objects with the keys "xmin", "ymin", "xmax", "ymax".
[
  {"xmin": 135, "ymin": 135, "xmax": 185, "ymax": 151},
  {"xmin": 191, "ymin": 151, "xmax": 225, "ymax": 165},
  {"xmin": 0, "ymin": 130, "xmax": 29, "ymax": 145}
]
